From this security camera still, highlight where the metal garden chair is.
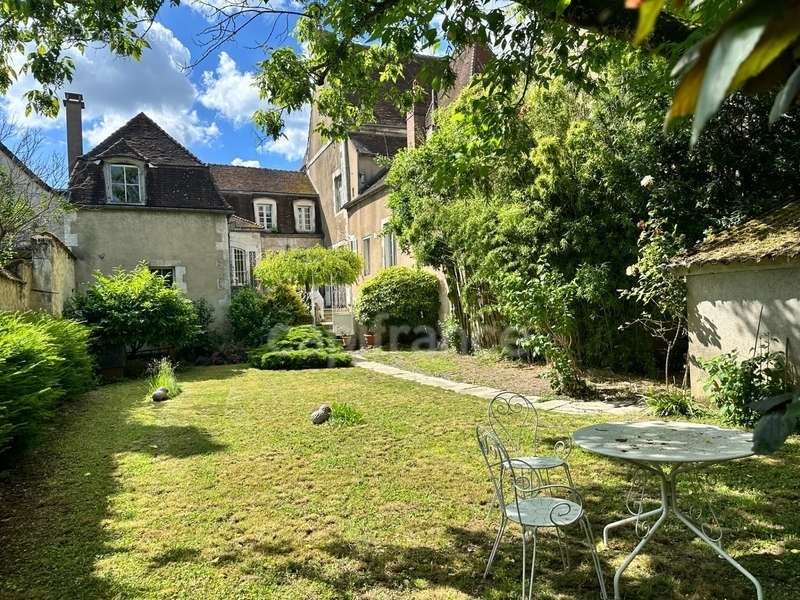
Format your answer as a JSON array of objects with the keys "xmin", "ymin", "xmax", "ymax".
[
  {"xmin": 476, "ymin": 425, "xmax": 608, "ymax": 600},
  {"xmin": 487, "ymin": 392, "xmax": 574, "ymax": 487}
]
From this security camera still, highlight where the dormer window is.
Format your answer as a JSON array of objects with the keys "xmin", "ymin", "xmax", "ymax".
[
  {"xmin": 107, "ymin": 163, "xmax": 144, "ymax": 204},
  {"xmin": 254, "ymin": 199, "xmax": 277, "ymax": 231},
  {"xmin": 294, "ymin": 200, "xmax": 315, "ymax": 233}
]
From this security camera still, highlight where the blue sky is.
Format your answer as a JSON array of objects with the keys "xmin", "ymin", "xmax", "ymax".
[{"xmin": 0, "ymin": 2, "xmax": 309, "ymax": 178}]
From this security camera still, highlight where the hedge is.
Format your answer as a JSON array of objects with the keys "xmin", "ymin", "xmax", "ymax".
[
  {"xmin": 249, "ymin": 325, "xmax": 351, "ymax": 370},
  {"xmin": 354, "ymin": 266, "xmax": 440, "ymax": 344},
  {"xmin": 0, "ymin": 311, "xmax": 94, "ymax": 454}
]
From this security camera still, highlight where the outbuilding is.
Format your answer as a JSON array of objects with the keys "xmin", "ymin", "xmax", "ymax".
[{"xmin": 675, "ymin": 201, "xmax": 800, "ymax": 398}]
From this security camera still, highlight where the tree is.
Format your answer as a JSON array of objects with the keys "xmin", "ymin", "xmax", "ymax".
[
  {"xmin": 253, "ymin": 246, "xmax": 361, "ymax": 323},
  {"xmin": 3, "ymin": 1, "xmax": 799, "ymax": 146},
  {"xmin": 67, "ymin": 263, "xmax": 201, "ymax": 356},
  {"xmin": 0, "ymin": 122, "xmax": 71, "ymax": 266}
]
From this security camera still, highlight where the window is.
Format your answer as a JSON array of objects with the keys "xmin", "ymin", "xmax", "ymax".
[
  {"xmin": 294, "ymin": 201, "xmax": 315, "ymax": 233},
  {"xmin": 333, "ymin": 173, "xmax": 343, "ymax": 211},
  {"xmin": 349, "ymin": 237, "xmax": 357, "ymax": 254},
  {"xmin": 108, "ymin": 164, "xmax": 143, "ymax": 204},
  {"xmin": 362, "ymin": 237, "xmax": 371, "ymax": 276},
  {"xmin": 383, "ymin": 231, "xmax": 397, "ymax": 267},
  {"xmin": 149, "ymin": 266, "xmax": 175, "ymax": 287},
  {"xmin": 254, "ymin": 199, "xmax": 277, "ymax": 231},
  {"xmin": 232, "ymin": 247, "xmax": 248, "ymax": 287}
]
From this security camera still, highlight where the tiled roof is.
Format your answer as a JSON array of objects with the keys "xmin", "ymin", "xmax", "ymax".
[
  {"xmin": 69, "ymin": 113, "xmax": 230, "ymax": 211},
  {"xmin": 230, "ymin": 214, "xmax": 263, "ymax": 232},
  {"xmin": 678, "ymin": 201, "xmax": 800, "ymax": 268},
  {"xmin": 436, "ymin": 45, "xmax": 493, "ymax": 110},
  {"xmin": 350, "ymin": 133, "xmax": 406, "ymax": 157},
  {"xmin": 85, "ymin": 113, "xmax": 202, "ymax": 166},
  {"xmin": 371, "ymin": 53, "xmax": 441, "ymax": 127},
  {"xmin": 209, "ymin": 164, "xmax": 317, "ymax": 196}
]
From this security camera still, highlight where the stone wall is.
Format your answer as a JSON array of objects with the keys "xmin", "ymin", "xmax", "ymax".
[{"xmin": 0, "ymin": 234, "xmax": 75, "ymax": 315}]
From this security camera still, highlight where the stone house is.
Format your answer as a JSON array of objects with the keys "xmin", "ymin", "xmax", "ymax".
[
  {"xmin": 303, "ymin": 46, "xmax": 492, "ymax": 321},
  {"xmin": 675, "ymin": 201, "xmax": 800, "ymax": 397}
]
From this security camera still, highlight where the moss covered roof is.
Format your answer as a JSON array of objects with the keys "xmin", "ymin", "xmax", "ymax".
[{"xmin": 679, "ymin": 201, "xmax": 800, "ymax": 268}]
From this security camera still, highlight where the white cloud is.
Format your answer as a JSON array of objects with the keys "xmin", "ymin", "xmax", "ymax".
[
  {"xmin": 199, "ymin": 51, "xmax": 309, "ymax": 162},
  {"xmin": 199, "ymin": 51, "xmax": 262, "ymax": 125},
  {"xmin": 231, "ymin": 157, "xmax": 261, "ymax": 167},
  {"xmin": 1, "ymin": 22, "xmax": 220, "ymax": 148}
]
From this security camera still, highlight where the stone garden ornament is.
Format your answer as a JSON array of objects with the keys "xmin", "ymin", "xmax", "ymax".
[{"xmin": 311, "ymin": 404, "xmax": 332, "ymax": 424}]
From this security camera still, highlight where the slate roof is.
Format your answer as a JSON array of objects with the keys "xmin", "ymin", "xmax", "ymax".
[
  {"xmin": 69, "ymin": 113, "xmax": 231, "ymax": 212},
  {"xmin": 85, "ymin": 113, "xmax": 201, "ymax": 166},
  {"xmin": 350, "ymin": 133, "xmax": 406, "ymax": 157},
  {"xmin": 678, "ymin": 201, "xmax": 800, "ymax": 268},
  {"xmin": 209, "ymin": 164, "xmax": 317, "ymax": 196}
]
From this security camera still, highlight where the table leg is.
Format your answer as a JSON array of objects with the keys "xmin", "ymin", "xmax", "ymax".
[
  {"xmin": 611, "ymin": 465, "xmax": 764, "ymax": 600},
  {"xmin": 603, "ymin": 507, "xmax": 663, "ymax": 547},
  {"xmin": 672, "ymin": 506, "xmax": 764, "ymax": 600},
  {"xmin": 613, "ymin": 474, "xmax": 670, "ymax": 600}
]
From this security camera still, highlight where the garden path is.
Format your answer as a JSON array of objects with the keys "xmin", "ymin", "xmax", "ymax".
[{"xmin": 352, "ymin": 356, "xmax": 643, "ymax": 415}]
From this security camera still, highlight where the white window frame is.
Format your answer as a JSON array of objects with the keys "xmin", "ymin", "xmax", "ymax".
[
  {"xmin": 294, "ymin": 200, "xmax": 315, "ymax": 233},
  {"xmin": 333, "ymin": 171, "xmax": 344, "ymax": 211},
  {"xmin": 253, "ymin": 198, "xmax": 277, "ymax": 231},
  {"xmin": 362, "ymin": 236, "xmax": 371, "ymax": 276},
  {"xmin": 381, "ymin": 218, "xmax": 397, "ymax": 267},
  {"xmin": 105, "ymin": 161, "xmax": 145, "ymax": 205},
  {"xmin": 231, "ymin": 247, "xmax": 249, "ymax": 287}
]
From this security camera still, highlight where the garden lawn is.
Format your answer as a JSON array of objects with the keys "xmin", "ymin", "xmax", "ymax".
[{"xmin": 0, "ymin": 365, "xmax": 797, "ymax": 599}]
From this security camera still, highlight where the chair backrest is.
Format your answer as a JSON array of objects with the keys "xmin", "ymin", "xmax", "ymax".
[
  {"xmin": 477, "ymin": 425, "xmax": 583, "ymax": 527},
  {"xmin": 487, "ymin": 391, "xmax": 539, "ymax": 456}
]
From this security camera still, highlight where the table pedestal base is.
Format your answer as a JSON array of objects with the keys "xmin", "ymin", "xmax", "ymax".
[{"xmin": 606, "ymin": 465, "xmax": 763, "ymax": 600}]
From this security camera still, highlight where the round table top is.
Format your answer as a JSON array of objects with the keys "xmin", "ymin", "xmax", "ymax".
[{"xmin": 572, "ymin": 421, "xmax": 754, "ymax": 464}]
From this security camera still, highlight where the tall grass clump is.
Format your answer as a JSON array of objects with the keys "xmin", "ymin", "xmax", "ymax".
[
  {"xmin": 329, "ymin": 402, "xmax": 364, "ymax": 426},
  {"xmin": 147, "ymin": 357, "xmax": 181, "ymax": 398}
]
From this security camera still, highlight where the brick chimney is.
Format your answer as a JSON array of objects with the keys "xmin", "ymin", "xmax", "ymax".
[
  {"xmin": 406, "ymin": 98, "xmax": 428, "ymax": 149},
  {"xmin": 63, "ymin": 92, "xmax": 84, "ymax": 172}
]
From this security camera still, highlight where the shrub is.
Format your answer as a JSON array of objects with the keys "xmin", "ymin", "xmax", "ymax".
[
  {"xmin": 439, "ymin": 313, "xmax": 465, "ymax": 352},
  {"xmin": 147, "ymin": 357, "xmax": 181, "ymax": 398},
  {"xmin": 248, "ymin": 325, "xmax": 351, "ymax": 370},
  {"xmin": 67, "ymin": 263, "xmax": 200, "ymax": 356},
  {"xmin": 228, "ymin": 285, "xmax": 308, "ymax": 347},
  {"xmin": 701, "ymin": 351, "xmax": 789, "ymax": 427},
  {"xmin": 644, "ymin": 387, "xmax": 699, "ymax": 417},
  {"xmin": 21, "ymin": 312, "xmax": 94, "ymax": 397},
  {"xmin": 329, "ymin": 402, "xmax": 364, "ymax": 426},
  {"xmin": 0, "ymin": 311, "xmax": 93, "ymax": 453},
  {"xmin": 354, "ymin": 266, "xmax": 440, "ymax": 345}
]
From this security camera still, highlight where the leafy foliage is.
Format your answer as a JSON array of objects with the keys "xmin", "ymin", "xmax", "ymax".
[
  {"xmin": 146, "ymin": 357, "xmax": 181, "ymax": 399},
  {"xmin": 0, "ymin": 311, "xmax": 93, "ymax": 453},
  {"xmin": 254, "ymin": 246, "xmax": 361, "ymax": 289},
  {"xmin": 228, "ymin": 285, "xmax": 308, "ymax": 347},
  {"xmin": 354, "ymin": 266, "xmax": 440, "ymax": 342},
  {"xmin": 644, "ymin": 387, "xmax": 700, "ymax": 418},
  {"xmin": 67, "ymin": 263, "xmax": 200, "ymax": 356},
  {"xmin": 248, "ymin": 325, "xmax": 351, "ymax": 370},
  {"xmin": 701, "ymin": 351, "xmax": 790, "ymax": 427}
]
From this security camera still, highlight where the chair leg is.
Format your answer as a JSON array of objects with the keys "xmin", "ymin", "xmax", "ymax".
[
  {"xmin": 528, "ymin": 528, "xmax": 538, "ymax": 600},
  {"xmin": 521, "ymin": 526, "xmax": 528, "ymax": 600},
  {"xmin": 483, "ymin": 515, "xmax": 507, "ymax": 579},
  {"xmin": 563, "ymin": 463, "xmax": 575, "ymax": 488},
  {"xmin": 581, "ymin": 516, "xmax": 608, "ymax": 600},
  {"xmin": 554, "ymin": 525, "xmax": 570, "ymax": 570}
]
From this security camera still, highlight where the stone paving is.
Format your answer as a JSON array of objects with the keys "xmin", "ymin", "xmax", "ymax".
[{"xmin": 353, "ymin": 357, "xmax": 643, "ymax": 415}]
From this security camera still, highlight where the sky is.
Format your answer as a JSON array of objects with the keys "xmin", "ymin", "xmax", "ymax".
[{"xmin": 0, "ymin": 2, "xmax": 309, "ymax": 177}]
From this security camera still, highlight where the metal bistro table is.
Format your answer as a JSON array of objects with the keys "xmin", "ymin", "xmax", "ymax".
[{"xmin": 572, "ymin": 421, "xmax": 762, "ymax": 600}]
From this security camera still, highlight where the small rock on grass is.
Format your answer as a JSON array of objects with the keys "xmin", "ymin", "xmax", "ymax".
[
  {"xmin": 152, "ymin": 387, "xmax": 169, "ymax": 402},
  {"xmin": 311, "ymin": 404, "xmax": 331, "ymax": 424}
]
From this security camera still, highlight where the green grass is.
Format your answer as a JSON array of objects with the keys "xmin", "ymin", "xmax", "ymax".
[
  {"xmin": 146, "ymin": 357, "xmax": 181, "ymax": 399},
  {"xmin": 0, "ymin": 365, "xmax": 797, "ymax": 599},
  {"xmin": 329, "ymin": 401, "xmax": 365, "ymax": 426}
]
